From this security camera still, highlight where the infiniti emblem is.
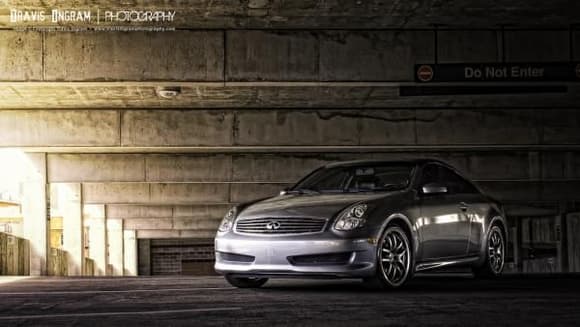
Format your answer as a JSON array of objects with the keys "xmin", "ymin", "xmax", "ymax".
[{"xmin": 265, "ymin": 221, "xmax": 281, "ymax": 230}]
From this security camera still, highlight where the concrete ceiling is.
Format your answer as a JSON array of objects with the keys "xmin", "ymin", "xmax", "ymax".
[
  {"xmin": 1, "ymin": 0, "xmax": 579, "ymax": 29},
  {"xmin": 0, "ymin": 82, "xmax": 579, "ymax": 109}
]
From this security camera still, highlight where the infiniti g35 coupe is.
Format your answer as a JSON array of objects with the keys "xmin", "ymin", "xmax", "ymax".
[{"xmin": 214, "ymin": 159, "xmax": 507, "ymax": 289}]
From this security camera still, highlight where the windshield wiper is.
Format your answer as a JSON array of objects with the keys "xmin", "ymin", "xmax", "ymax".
[{"xmin": 374, "ymin": 183, "xmax": 407, "ymax": 191}]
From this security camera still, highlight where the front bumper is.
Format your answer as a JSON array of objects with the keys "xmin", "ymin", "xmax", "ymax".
[{"xmin": 214, "ymin": 231, "xmax": 377, "ymax": 278}]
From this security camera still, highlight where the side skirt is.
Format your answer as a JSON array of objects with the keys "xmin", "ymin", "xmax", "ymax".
[{"xmin": 414, "ymin": 256, "xmax": 480, "ymax": 272}]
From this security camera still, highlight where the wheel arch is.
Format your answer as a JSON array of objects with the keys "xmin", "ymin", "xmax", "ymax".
[
  {"xmin": 489, "ymin": 215, "xmax": 508, "ymax": 243},
  {"xmin": 475, "ymin": 214, "xmax": 508, "ymax": 267},
  {"xmin": 377, "ymin": 213, "xmax": 419, "ymax": 263}
]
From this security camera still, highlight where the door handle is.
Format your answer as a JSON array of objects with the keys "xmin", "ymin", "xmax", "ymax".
[{"xmin": 459, "ymin": 202, "xmax": 469, "ymax": 211}]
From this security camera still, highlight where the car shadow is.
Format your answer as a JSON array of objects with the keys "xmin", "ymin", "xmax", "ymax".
[{"xmin": 256, "ymin": 274, "xmax": 580, "ymax": 294}]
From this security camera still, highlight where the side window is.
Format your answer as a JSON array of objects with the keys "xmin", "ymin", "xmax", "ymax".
[
  {"xmin": 419, "ymin": 164, "xmax": 442, "ymax": 186},
  {"xmin": 439, "ymin": 166, "xmax": 478, "ymax": 194}
]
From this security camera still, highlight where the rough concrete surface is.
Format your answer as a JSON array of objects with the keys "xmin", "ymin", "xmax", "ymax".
[{"xmin": 0, "ymin": 275, "xmax": 578, "ymax": 326}]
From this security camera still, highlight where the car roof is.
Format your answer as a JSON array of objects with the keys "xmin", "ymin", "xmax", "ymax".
[{"xmin": 323, "ymin": 158, "xmax": 449, "ymax": 169}]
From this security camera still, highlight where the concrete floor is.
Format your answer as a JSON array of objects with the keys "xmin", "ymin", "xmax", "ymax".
[{"xmin": 0, "ymin": 275, "xmax": 578, "ymax": 326}]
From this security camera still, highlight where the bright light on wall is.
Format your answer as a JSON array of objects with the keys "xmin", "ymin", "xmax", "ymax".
[{"xmin": 0, "ymin": 149, "xmax": 37, "ymax": 203}]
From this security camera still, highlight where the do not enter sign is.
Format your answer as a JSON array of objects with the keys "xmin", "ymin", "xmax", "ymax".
[
  {"xmin": 416, "ymin": 65, "xmax": 434, "ymax": 82},
  {"xmin": 415, "ymin": 62, "xmax": 580, "ymax": 82}
]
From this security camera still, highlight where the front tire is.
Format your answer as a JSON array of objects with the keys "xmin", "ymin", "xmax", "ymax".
[
  {"xmin": 225, "ymin": 275, "xmax": 268, "ymax": 288},
  {"xmin": 473, "ymin": 225, "xmax": 505, "ymax": 278},
  {"xmin": 364, "ymin": 225, "xmax": 413, "ymax": 289}
]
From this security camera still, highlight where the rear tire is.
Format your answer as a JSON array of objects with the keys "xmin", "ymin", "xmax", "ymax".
[
  {"xmin": 473, "ymin": 225, "xmax": 505, "ymax": 278},
  {"xmin": 363, "ymin": 225, "xmax": 413, "ymax": 290},
  {"xmin": 225, "ymin": 275, "xmax": 268, "ymax": 288}
]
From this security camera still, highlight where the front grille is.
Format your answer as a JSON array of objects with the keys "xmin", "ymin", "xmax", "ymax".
[
  {"xmin": 288, "ymin": 252, "xmax": 353, "ymax": 266},
  {"xmin": 235, "ymin": 217, "xmax": 327, "ymax": 234}
]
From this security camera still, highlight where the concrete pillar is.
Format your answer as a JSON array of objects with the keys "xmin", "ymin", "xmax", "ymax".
[
  {"xmin": 84, "ymin": 205, "xmax": 107, "ymax": 276},
  {"xmin": 21, "ymin": 153, "xmax": 48, "ymax": 276},
  {"xmin": 107, "ymin": 219, "xmax": 124, "ymax": 276},
  {"xmin": 53, "ymin": 183, "xmax": 83, "ymax": 276},
  {"xmin": 123, "ymin": 230, "xmax": 137, "ymax": 276}
]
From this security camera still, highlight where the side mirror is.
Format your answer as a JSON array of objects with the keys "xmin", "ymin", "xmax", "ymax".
[{"xmin": 421, "ymin": 183, "xmax": 448, "ymax": 195}]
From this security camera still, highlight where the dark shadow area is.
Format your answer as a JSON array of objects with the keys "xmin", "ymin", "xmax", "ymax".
[{"xmin": 259, "ymin": 274, "xmax": 580, "ymax": 294}]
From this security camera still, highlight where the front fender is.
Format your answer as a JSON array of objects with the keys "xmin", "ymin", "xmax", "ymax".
[
  {"xmin": 374, "ymin": 213, "xmax": 420, "ymax": 266},
  {"xmin": 475, "ymin": 214, "xmax": 508, "ymax": 267}
]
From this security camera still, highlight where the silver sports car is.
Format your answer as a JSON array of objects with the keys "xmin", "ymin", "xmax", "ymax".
[{"xmin": 214, "ymin": 159, "xmax": 507, "ymax": 289}]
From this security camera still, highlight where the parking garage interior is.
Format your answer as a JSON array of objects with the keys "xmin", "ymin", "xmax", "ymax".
[{"xmin": 0, "ymin": 0, "xmax": 579, "ymax": 325}]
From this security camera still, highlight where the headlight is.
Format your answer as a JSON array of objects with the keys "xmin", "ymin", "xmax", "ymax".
[
  {"xmin": 334, "ymin": 204, "xmax": 368, "ymax": 231},
  {"xmin": 218, "ymin": 207, "xmax": 237, "ymax": 232}
]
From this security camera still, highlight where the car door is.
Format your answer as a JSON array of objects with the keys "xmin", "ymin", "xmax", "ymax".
[
  {"xmin": 417, "ymin": 164, "xmax": 471, "ymax": 260},
  {"xmin": 443, "ymin": 171, "xmax": 487, "ymax": 257}
]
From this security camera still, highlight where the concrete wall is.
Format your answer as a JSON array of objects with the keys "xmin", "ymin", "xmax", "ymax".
[{"xmin": 1, "ymin": 29, "xmax": 577, "ymax": 84}]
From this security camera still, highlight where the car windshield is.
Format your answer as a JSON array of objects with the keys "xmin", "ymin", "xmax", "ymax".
[{"xmin": 291, "ymin": 163, "xmax": 414, "ymax": 193}]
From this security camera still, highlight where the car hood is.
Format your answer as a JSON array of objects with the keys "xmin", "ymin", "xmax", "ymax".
[{"xmin": 237, "ymin": 193, "xmax": 388, "ymax": 220}]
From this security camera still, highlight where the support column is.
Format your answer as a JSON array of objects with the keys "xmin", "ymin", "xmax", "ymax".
[
  {"xmin": 53, "ymin": 183, "xmax": 83, "ymax": 276},
  {"xmin": 21, "ymin": 153, "xmax": 48, "ymax": 276},
  {"xmin": 107, "ymin": 219, "xmax": 124, "ymax": 276},
  {"xmin": 84, "ymin": 204, "xmax": 107, "ymax": 276},
  {"xmin": 123, "ymin": 230, "xmax": 137, "ymax": 276}
]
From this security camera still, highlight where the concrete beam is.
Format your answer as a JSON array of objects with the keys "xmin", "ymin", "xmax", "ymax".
[
  {"xmin": 235, "ymin": 111, "xmax": 359, "ymax": 146},
  {"xmin": 438, "ymin": 30, "xmax": 500, "ymax": 63},
  {"xmin": 2, "ymin": 83, "xmax": 580, "ymax": 109},
  {"xmin": 44, "ymin": 32, "xmax": 224, "ymax": 81},
  {"xmin": 121, "ymin": 217, "xmax": 220, "ymax": 231},
  {"xmin": 464, "ymin": 152, "xmax": 531, "ymax": 180},
  {"xmin": 121, "ymin": 111, "xmax": 233, "ymax": 146},
  {"xmin": 172, "ymin": 218, "xmax": 221, "ymax": 230},
  {"xmin": 232, "ymin": 154, "xmax": 334, "ymax": 182},
  {"xmin": 478, "ymin": 181, "xmax": 580, "ymax": 202},
  {"xmin": 415, "ymin": 110, "xmax": 540, "ymax": 145},
  {"xmin": 83, "ymin": 183, "xmax": 231, "ymax": 205},
  {"xmin": 123, "ymin": 218, "xmax": 172, "ymax": 230},
  {"xmin": 0, "ymin": 110, "xmax": 119, "ymax": 146},
  {"xmin": 230, "ymin": 183, "xmax": 287, "ymax": 203},
  {"xmin": 319, "ymin": 31, "xmax": 434, "ymax": 81},
  {"xmin": 48, "ymin": 154, "xmax": 145, "ymax": 183},
  {"xmin": 539, "ymin": 110, "xmax": 580, "ymax": 145},
  {"xmin": 107, "ymin": 205, "xmax": 173, "ymax": 219},
  {"xmin": 172, "ymin": 205, "xmax": 230, "ymax": 219},
  {"xmin": 149, "ymin": 183, "xmax": 230, "ymax": 205},
  {"xmin": 145, "ymin": 155, "xmax": 232, "ymax": 182},
  {"xmin": 227, "ymin": 31, "xmax": 319, "ymax": 81},
  {"xmin": 8, "ymin": 109, "xmax": 579, "ymax": 149},
  {"xmin": 83, "ymin": 183, "xmax": 150, "ymax": 204},
  {"xmin": 136, "ymin": 230, "xmax": 216, "ymax": 239},
  {"xmin": 358, "ymin": 110, "xmax": 416, "ymax": 145},
  {"xmin": 505, "ymin": 30, "xmax": 570, "ymax": 62}
]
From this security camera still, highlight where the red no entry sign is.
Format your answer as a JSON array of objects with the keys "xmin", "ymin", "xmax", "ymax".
[{"xmin": 417, "ymin": 65, "xmax": 434, "ymax": 82}]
